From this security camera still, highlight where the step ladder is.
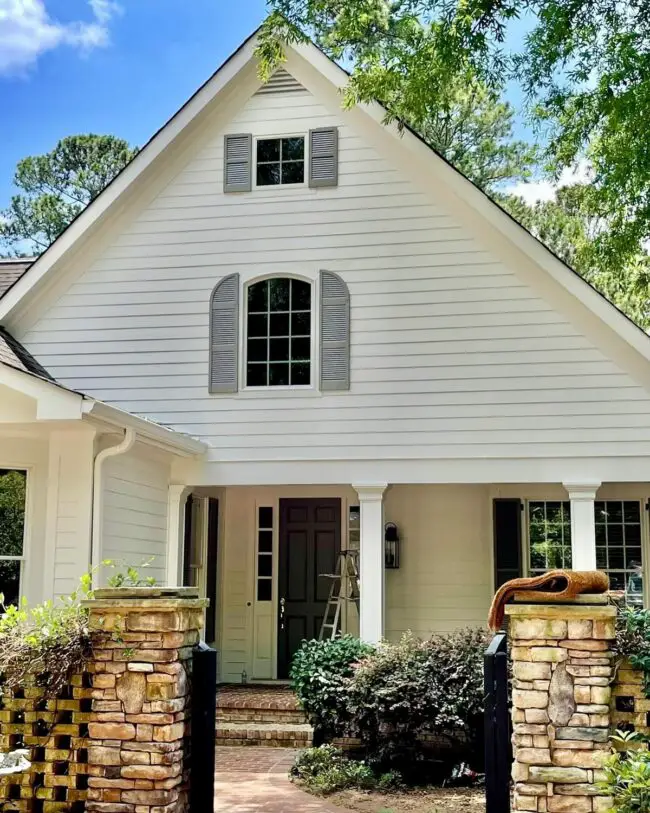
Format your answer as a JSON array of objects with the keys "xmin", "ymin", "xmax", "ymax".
[{"xmin": 318, "ymin": 550, "xmax": 360, "ymax": 640}]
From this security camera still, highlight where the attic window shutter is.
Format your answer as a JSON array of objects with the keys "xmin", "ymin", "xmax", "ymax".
[
  {"xmin": 493, "ymin": 499, "xmax": 523, "ymax": 591},
  {"xmin": 209, "ymin": 273, "xmax": 239, "ymax": 393},
  {"xmin": 320, "ymin": 270, "xmax": 349, "ymax": 391},
  {"xmin": 309, "ymin": 127, "xmax": 338, "ymax": 188},
  {"xmin": 224, "ymin": 134, "xmax": 252, "ymax": 192}
]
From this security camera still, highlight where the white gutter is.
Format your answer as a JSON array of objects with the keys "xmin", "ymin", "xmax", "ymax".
[{"xmin": 90, "ymin": 427, "xmax": 136, "ymax": 582}]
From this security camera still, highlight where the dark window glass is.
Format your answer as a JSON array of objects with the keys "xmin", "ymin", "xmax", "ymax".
[
  {"xmin": 246, "ymin": 277, "xmax": 311, "ymax": 387},
  {"xmin": 256, "ymin": 137, "xmax": 305, "ymax": 186},
  {"xmin": 259, "ymin": 507, "xmax": 273, "ymax": 528},
  {"xmin": 0, "ymin": 561, "xmax": 21, "ymax": 607},
  {"xmin": 247, "ymin": 363, "xmax": 267, "ymax": 387},
  {"xmin": 257, "ymin": 580, "xmax": 272, "ymax": 601},
  {"xmin": 625, "ymin": 502, "xmax": 641, "ymax": 523},
  {"xmin": 258, "ymin": 531, "xmax": 273, "ymax": 553},
  {"xmin": 0, "ymin": 470, "xmax": 26, "ymax": 607},
  {"xmin": 592, "ymin": 501, "xmax": 644, "ymax": 607},
  {"xmin": 258, "ymin": 556, "xmax": 272, "ymax": 578},
  {"xmin": 257, "ymin": 139, "xmax": 280, "ymax": 162}
]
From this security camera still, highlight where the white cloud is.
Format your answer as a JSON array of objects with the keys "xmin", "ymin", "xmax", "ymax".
[
  {"xmin": 0, "ymin": 0, "xmax": 122, "ymax": 75},
  {"xmin": 506, "ymin": 162, "xmax": 592, "ymax": 205}
]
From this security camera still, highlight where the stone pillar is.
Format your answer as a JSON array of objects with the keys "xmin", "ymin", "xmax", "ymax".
[
  {"xmin": 564, "ymin": 482, "xmax": 601, "ymax": 570},
  {"xmin": 83, "ymin": 587, "xmax": 207, "ymax": 813},
  {"xmin": 353, "ymin": 483, "xmax": 388, "ymax": 643},
  {"xmin": 506, "ymin": 602, "xmax": 616, "ymax": 813}
]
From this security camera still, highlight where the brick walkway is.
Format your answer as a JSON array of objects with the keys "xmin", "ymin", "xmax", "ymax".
[{"xmin": 215, "ymin": 747, "xmax": 351, "ymax": 812}]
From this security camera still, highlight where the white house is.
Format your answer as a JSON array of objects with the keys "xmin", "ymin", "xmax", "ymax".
[{"xmin": 1, "ymin": 30, "xmax": 650, "ymax": 683}]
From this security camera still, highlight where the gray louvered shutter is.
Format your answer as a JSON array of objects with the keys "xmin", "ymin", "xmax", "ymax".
[
  {"xmin": 320, "ymin": 270, "xmax": 350, "ymax": 391},
  {"xmin": 309, "ymin": 127, "xmax": 338, "ymax": 188},
  {"xmin": 223, "ymin": 134, "xmax": 252, "ymax": 192},
  {"xmin": 209, "ymin": 273, "xmax": 239, "ymax": 393}
]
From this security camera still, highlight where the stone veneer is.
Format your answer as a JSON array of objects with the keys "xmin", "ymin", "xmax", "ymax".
[
  {"xmin": 506, "ymin": 602, "xmax": 616, "ymax": 813},
  {"xmin": 83, "ymin": 588, "xmax": 207, "ymax": 813}
]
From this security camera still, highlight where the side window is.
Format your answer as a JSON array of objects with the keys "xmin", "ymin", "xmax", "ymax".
[
  {"xmin": 595, "ymin": 501, "xmax": 643, "ymax": 603},
  {"xmin": 527, "ymin": 500, "xmax": 572, "ymax": 574},
  {"xmin": 256, "ymin": 137, "xmax": 305, "ymax": 186},
  {"xmin": 0, "ymin": 469, "xmax": 27, "ymax": 607},
  {"xmin": 246, "ymin": 278, "xmax": 311, "ymax": 387}
]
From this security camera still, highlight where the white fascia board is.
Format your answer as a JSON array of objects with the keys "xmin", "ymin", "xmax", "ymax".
[
  {"xmin": 0, "ymin": 364, "xmax": 84, "ymax": 420},
  {"xmin": 83, "ymin": 400, "xmax": 206, "ymax": 457},
  {"xmin": 0, "ymin": 36, "xmax": 260, "ymax": 322}
]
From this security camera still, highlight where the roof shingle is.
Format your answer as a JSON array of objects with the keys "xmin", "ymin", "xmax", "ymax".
[{"xmin": 0, "ymin": 258, "xmax": 35, "ymax": 298}]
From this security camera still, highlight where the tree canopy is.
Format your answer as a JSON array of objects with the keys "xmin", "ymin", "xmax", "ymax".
[{"xmin": 0, "ymin": 135, "xmax": 137, "ymax": 255}]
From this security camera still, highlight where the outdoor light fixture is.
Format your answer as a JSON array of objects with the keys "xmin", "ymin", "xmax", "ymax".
[{"xmin": 384, "ymin": 522, "xmax": 400, "ymax": 569}]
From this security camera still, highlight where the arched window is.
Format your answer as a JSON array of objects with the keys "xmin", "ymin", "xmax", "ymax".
[{"xmin": 246, "ymin": 277, "xmax": 312, "ymax": 387}]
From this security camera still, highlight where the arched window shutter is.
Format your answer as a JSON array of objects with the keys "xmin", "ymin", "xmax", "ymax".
[
  {"xmin": 319, "ymin": 270, "xmax": 350, "ymax": 391},
  {"xmin": 209, "ymin": 273, "xmax": 239, "ymax": 393}
]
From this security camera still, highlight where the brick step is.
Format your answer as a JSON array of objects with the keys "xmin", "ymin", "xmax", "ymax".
[
  {"xmin": 215, "ymin": 721, "xmax": 313, "ymax": 749},
  {"xmin": 216, "ymin": 706, "xmax": 308, "ymax": 725}
]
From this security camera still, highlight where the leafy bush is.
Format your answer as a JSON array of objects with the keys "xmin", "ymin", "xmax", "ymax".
[
  {"xmin": 348, "ymin": 629, "xmax": 489, "ymax": 771},
  {"xmin": 0, "ymin": 575, "xmax": 92, "ymax": 697},
  {"xmin": 290, "ymin": 635, "xmax": 375, "ymax": 742},
  {"xmin": 290, "ymin": 745, "xmax": 401, "ymax": 794},
  {"xmin": 616, "ymin": 606, "xmax": 650, "ymax": 696},
  {"xmin": 602, "ymin": 741, "xmax": 650, "ymax": 812}
]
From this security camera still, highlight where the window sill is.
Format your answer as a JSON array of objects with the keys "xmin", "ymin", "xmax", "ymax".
[{"xmin": 237, "ymin": 387, "xmax": 322, "ymax": 399}]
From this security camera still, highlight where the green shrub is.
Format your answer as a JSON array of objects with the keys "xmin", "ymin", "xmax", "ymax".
[
  {"xmin": 290, "ymin": 745, "xmax": 401, "ymax": 794},
  {"xmin": 290, "ymin": 635, "xmax": 375, "ymax": 742},
  {"xmin": 348, "ymin": 629, "xmax": 489, "ymax": 771},
  {"xmin": 602, "ymin": 744, "xmax": 650, "ymax": 812},
  {"xmin": 616, "ymin": 607, "xmax": 650, "ymax": 696}
]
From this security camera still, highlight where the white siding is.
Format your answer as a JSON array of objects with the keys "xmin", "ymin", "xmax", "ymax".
[
  {"xmin": 19, "ymin": 83, "xmax": 650, "ymax": 463},
  {"xmin": 101, "ymin": 446, "xmax": 170, "ymax": 585}
]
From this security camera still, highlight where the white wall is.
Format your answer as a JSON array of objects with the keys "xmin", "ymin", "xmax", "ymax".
[
  {"xmin": 17, "ymin": 78, "xmax": 650, "ymax": 468},
  {"xmin": 101, "ymin": 443, "xmax": 170, "ymax": 585}
]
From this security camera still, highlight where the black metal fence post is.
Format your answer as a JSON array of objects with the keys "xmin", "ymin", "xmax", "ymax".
[
  {"xmin": 484, "ymin": 632, "xmax": 510, "ymax": 813},
  {"xmin": 191, "ymin": 642, "xmax": 217, "ymax": 813}
]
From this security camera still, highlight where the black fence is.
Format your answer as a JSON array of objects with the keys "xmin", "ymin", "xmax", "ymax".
[
  {"xmin": 484, "ymin": 632, "xmax": 510, "ymax": 813},
  {"xmin": 191, "ymin": 642, "xmax": 217, "ymax": 813}
]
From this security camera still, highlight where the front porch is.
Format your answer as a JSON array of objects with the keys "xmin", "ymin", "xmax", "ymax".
[{"xmin": 175, "ymin": 480, "xmax": 648, "ymax": 684}]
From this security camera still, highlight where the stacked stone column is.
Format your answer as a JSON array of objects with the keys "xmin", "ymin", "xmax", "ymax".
[
  {"xmin": 83, "ymin": 588, "xmax": 207, "ymax": 813},
  {"xmin": 505, "ymin": 603, "xmax": 616, "ymax": 813}
]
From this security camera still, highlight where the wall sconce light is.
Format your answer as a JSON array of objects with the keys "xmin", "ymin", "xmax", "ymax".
[{"xmin": 384, "ymin": 522, "xmax": 400, "ymax": 569}]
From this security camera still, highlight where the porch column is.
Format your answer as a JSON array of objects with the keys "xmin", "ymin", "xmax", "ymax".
[
  {"xmin": 166, "ymin": 485, "xmax": 192, "ymax": 586},
  {"xmin": 563, "ymin": 481, "xmax": 601, "ymax": 570},
  {"xmin": 353, "ymin": 483, "xmax": 388, "ymax": 644}
]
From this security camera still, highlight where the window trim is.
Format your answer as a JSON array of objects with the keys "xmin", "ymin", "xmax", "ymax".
[
  {"xmin": 240, "ymin": 272, "xmax": 318, "ymax": 392},
  {"xmin": 0, "ymin": 467, "xmax": 29, "ymax": 606},
  {"xmin": 252, "ymin": 134, "xmax": 308, "ymax": 190}
]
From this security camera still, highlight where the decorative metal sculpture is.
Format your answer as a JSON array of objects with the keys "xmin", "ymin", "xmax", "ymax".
[{"xmin": 0, "ymin": 749, "xmax": 31, "ymax": 776}]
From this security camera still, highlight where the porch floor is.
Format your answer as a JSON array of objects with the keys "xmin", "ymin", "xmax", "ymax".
[{"xmin": 216, "ymin": 683, "xmax": 313, "ymax": 748}]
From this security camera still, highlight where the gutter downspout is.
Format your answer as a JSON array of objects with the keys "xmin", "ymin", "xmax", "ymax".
[{"xmin": 90, "ymin": 428, "xmax": 136, "ymax": 583}]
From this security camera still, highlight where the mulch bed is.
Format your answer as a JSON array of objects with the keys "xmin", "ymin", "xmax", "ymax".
[{"xmin": 324, "ymin": 787, "xmax": 485, "ymax": 813}]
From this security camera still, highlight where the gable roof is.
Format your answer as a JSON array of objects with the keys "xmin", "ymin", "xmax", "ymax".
[
  {"xmin": 0, "ymin": 327, "xmax": 53, "ymax": 380},
  {"xmin": 2, "ymin": 27, "xmax": 650, "ymax": 390},
  {"xmin": 0, "ymin": 258, "xmax": 34, "ymax": 298}
]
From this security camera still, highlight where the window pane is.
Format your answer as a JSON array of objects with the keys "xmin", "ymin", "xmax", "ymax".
[
  {"xmin": 257, "ymin": 163, "xmax": 281, "ymax": 186},
  {"xmin": 269, "ymin": 363, "xmax": 290, "ymax": 386},
  {"xmin": 247, "ymin": 363, "xmax": 267, "ymax": 387},
  {"xmin": 258, "ymin": 530, "xmax": 273, "ymax": 553},
  {"xmin": 283, "ymin": 137, "xmax": 304, "ymax": 160},
  {"xmin": 528, "ymin": 501, "xmax": 571, "ymax": 574},
  {"xmin": 248, "ymin": 313, "xmax": 268, "ymax": 338},
  {"xmin": 0, "ymin": 470, "xmax": 26, "ymax": 558},
  {"xmin": 257, "ymin": 139, "xmax": 280, "ymax": 162},
  {"xmin": 0, "ymin": 560, "xmax": 21, "ymax": 607},
  {"xmin": 257, "ymin": 579, "xmax": 272, "ymax": 601},
  {"xmin": 269, "ymin": 278, "xmax": 290, "ymax": 311},
  {"xmin": 259, "ymin": 507, "xmax": 273, "ymax": 529},
  {"xmin": 626, "ymin": 548, "xmax": 642, "ymax": 569},
  {"xmin": 248, "ymin": 339, "xmax": 268, "ymax": 362},
  {"xmin": 248, "ymin": 280, "xmax": 268, "ymax": 312},
  {"xmin": 292, "ymin": 279, "xmax": 311, "ymax": 310},
  {"xmin": 270, "ymin": 338, "xmax": 290, "ymax": 362},
  {"xmin": 625, "ymin": 502, "xmax": 641, "ymax": 523},
  {"xmin": 606, "ymin": 502, "xmax": 623, "ymax": 523},
  {"xmin": 292, "ymin": 311, "xmax": 310, "ymax": 335},
  {"xmin": 291, "ymin": 362, "xmax": 310, "ymax": 386},
  {"xmin": 281, "ymin": 161, "xmax": 304, "ymax": 184},
  {"xmin": 270, "ymin": 313, "xmax": 290, "ymax": 337},
  {"xmin": 608, "ymin": 524, "xmax": 623, "ymax": 544},
  {"xmin": 626, "ymin": 524, "xmax": 641, "ymax": 545},
  {"xmin": 596, "ymin": 547, "xmax": 607, "ymax": 568},
  {"xmin": 609, "ymin": 548, "xmax": 625, "ymax": 569},
  {"xmin": 258, "ymin": 555, "xmax": 272, "ymax": 578},
  {"xmin": 291, "ymin": 337, "xmax": 310, "ymax": 361}
]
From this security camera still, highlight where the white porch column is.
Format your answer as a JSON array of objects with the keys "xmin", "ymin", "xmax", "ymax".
[
  {"xmin": 166, "ymin": 485, "xmax": 192, "ymax": 586},
  {"xmin": 563, "ymin": 482, "xmax": 601, "ymax": 570},
  {"xmin": 353, "ymin": 483, "xmax": 388, "ymax": 644}
]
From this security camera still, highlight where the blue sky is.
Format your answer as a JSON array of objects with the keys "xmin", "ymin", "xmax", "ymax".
[{"xmin": 0, "ymin": 1, "xmax": 541, "ymax": 214}]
